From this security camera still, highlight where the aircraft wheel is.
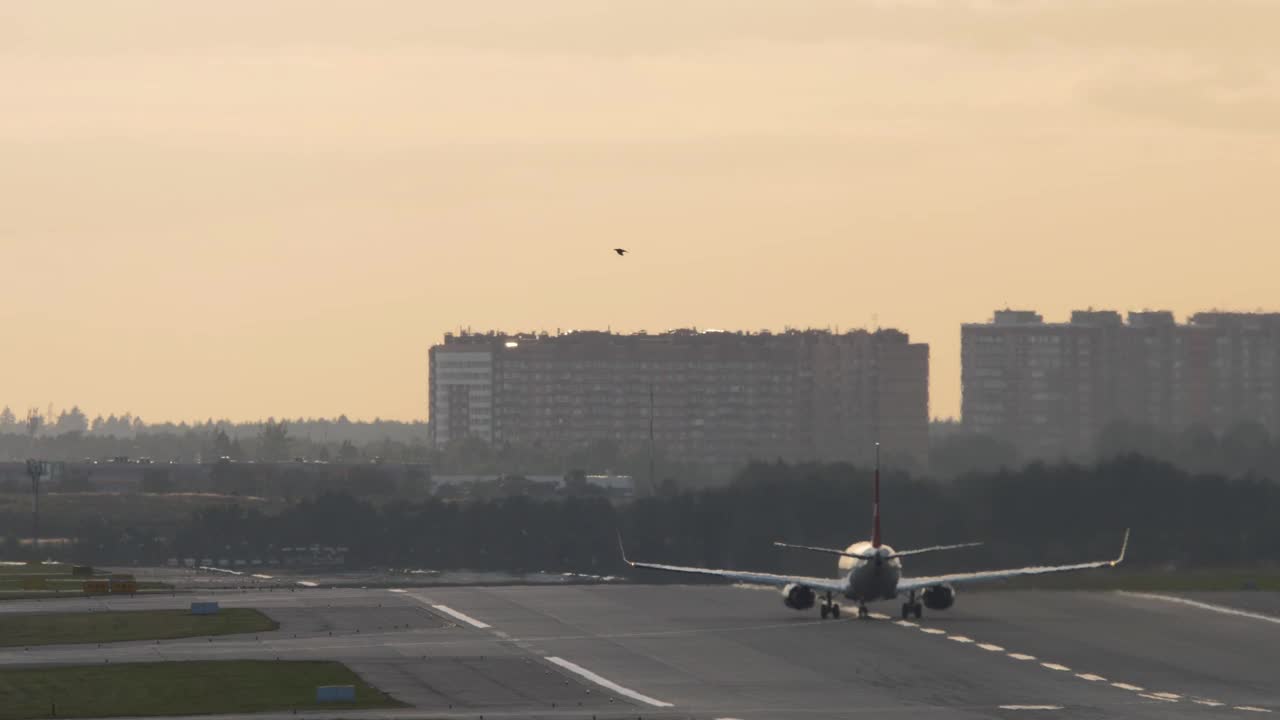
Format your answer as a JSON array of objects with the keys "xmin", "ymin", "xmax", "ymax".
[
  {"xmin": 913, "ymin": 603, "xmax": 923, "ymax": 620},
  {"xmin": 820, "ymin": 604, "xmax": 830, "ymax": 620},
  {"xmin": 901, "ymin": 603, "xmax": 911, "ymax": 619},
  {"xmin": 831, "ymin": 604, "xmax": 841, "ymax": 619}
]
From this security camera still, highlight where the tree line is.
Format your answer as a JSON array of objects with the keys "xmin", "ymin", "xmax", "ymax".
[{"xmin": 6, "ymin": 455, "xmax": 1276, "ymax": 571}]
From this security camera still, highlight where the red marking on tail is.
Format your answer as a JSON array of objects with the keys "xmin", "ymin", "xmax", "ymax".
[{"xmin": 872, "ymin": 444, "xmax": 882, "ymax": 548}]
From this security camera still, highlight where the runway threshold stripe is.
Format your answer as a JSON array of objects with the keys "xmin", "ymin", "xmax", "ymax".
[
  {"xmin": 431, "ymin": 604, "xmax": 492, "ymax": 629},
  {"xmin": 1118, "ymin": 592, "xmax": 1280, "ymax": 626},
  {"xmin": 546, "ymin": 656, "xmax": 674, "ymax": 708}
]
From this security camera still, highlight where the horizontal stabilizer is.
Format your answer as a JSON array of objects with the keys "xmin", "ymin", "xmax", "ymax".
[
  {"xmin": 773, "ymin": 540, "xmax": 982, "ymax": 561},
  {"xmin": 891, "ymin": 541, "xmax": 984, "ymax": 559}
]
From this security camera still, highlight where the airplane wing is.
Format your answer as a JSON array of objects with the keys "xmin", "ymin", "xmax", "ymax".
[
  {"xmin": 620, "ymin": 535, "xmax": 848, "ymax": 594},
  {"xmin": 897, "ymin": 529, "xmax": 1129, "ymax": 593}
]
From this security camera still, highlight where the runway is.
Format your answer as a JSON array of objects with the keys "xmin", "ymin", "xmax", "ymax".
[{"xmin": 1, "ymin": 585, "xmax": 1277, "ymax": 718}]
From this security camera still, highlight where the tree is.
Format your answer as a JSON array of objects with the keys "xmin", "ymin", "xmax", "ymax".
[
  {"xmin": 55, "ymin": 406, "xmax": 89, "ymax": 436},
  {"xmin": 257, "ymin": 419, "xmax": 290, "ymax": 462},
  {"xmin": 211, "ymin": 428, "xmax": 234, "ymax": 458},
  {"xmin": 0, "ymin": 407, "xmax": 15, "ymax": 433}
]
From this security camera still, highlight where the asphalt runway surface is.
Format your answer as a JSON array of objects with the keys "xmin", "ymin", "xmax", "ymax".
[{"xmin": 0, "ymin": 585, "xmax": 1277, "ymax": 719}]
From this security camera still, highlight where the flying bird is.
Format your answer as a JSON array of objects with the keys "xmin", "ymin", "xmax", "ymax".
[{"xmin": 613, "ymin": 248, "xmax": 627, "ymax": 256}]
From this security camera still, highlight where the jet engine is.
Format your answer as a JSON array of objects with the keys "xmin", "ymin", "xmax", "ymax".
[
  {"xmin": 782, "ymin": 583, "xmax": 816, "ymax": 611},
  {"xmin": 922, "ymin": 584, "xmax": 956, "ymax": 610}
]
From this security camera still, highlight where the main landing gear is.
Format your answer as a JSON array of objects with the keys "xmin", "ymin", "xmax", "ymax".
[
  {"xmin": 901, "ymin": 590, "xmax": 924, "ymax": 620},
  {"xmin": 819, "ymin": 593, "xmax": 874, "ymax": 620},
  {"xmin": 819, "ymin": 591, "xmax": 841, "ymax": 620}
]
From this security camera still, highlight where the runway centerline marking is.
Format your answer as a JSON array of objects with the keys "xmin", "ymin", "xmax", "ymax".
[
  {"xmin": 998, "ymin": 705, "xmax": 1063, "ymax": 711},
  {"xmin": 1139, "ymin": 693, "xmax": 1178, "ymax": 702},
  {"xmin": 948, "ymin": 635, "xmax": 975, "ymax": 643},
  {"xmin": 977, "ymin": 643, "xmax": 1004, "ymax": 652},
  {"xmin": 1118, "ymin": 592, "xmax": 1280, "ymax": 627},
  {"xmin": 1041, "ymin": 662, "xmax": 1071, "ymax": 672},
  {"xmin": 1194, "ymin": 699, "xmax": 1226, "ymax": 707},
  {"xmin": 920, "ymin": 627, "xmax": 947, "ymax": 635},
  {"xmin": 1111, "ymin": 682, "xmax": 1144, "ymax": 692},
  {"xmin": 546, "ymin": 656, "xmax": 673, "ymax": 708},
  {"xmin": 1151, "ymin": 692, "xmax": 1182, "ymax": 700},
  {"xmin": 1234, "ymin": 707, "xmax": 1273, "ymax": 713},
  {"xmin": 430, "ymin": 604, "xmax": 491, "ymax": 629},
  {"xmin": 1008, "ymin": 653, "xmax": 1037, "ymax": 661},
  {"xmin": 1075, "ymin": 673, "xmax": 1106, "ymax": 682}
]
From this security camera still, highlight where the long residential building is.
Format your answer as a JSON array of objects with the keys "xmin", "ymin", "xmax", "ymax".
[
  {"xmin": 963, "ymin": 309, "xmax": 1280, "ymax": 458},
  {"xmin": 430, "ymin": 328, "xmax": 929, "ymax": 470}
]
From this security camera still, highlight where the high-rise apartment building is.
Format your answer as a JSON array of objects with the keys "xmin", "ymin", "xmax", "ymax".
[
  {"xmin": 430, "ymin": 328, "xmax": 929, "ymax": 470},
  {"xmin": 962, "ymin": 310, "xmax": 1280, "ymax": 458}
]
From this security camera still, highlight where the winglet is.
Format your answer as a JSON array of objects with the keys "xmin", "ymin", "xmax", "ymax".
[
  {"xmin": 1111, "ymin": 528, "xmax": 1130, "ymax": 566},
  {"xmin": 617, "ymin": 531, "xmax": 634, "ymax": 567}
]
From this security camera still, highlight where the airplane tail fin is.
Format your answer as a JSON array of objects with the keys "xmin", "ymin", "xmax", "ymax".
[{"xmin": 872, "ymin": 442, "xmax": 882, "ymax": 548}]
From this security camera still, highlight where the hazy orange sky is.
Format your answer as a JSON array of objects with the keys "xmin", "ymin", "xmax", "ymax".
[{"xmin": 3, "ymin": 1, "xmax": 1278, "ymax": 423}]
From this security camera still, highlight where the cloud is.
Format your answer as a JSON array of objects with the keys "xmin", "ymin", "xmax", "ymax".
[{"xmin": 1089, "ymin": 66, "xmax": 1280, "ymax": 134}]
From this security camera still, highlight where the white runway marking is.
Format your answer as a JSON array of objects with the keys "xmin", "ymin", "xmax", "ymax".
[
  {"xmin": 1139, "ymin": 693, "xmax": 1178, "ymax": 702},
  {"xmin": 1111, "ymin": 682, "xmax": 1145, "ymax": 692},
  {"xmin": 1075, "ymin": 673, "xmax": 1107, "ymax": 682},
  {"xmin": 431, "ymin": 604, "xmax": 491, "ymax": 629},
  {"xmin": 1194, "ymin": 699, "xmax": 1226, "ymax": 707},
  {"xmin": 948, "ymin": 635, "xmax": 975, "ymax": 643},
  {"xmin": 250, "ymin": 573, "xmax": 273, "ymax": 579},
  {"xmin": 1118, "ymin": 592, "xmax": 1280, "ymax": 627},
  {"xmin": 998, "ymin": 705, "xmax": 1063, "ymax": 711},
  {"xmin": 546, "ymin": 656, "xmax": 674, "ymax": 708},
  {"xmin": 895, "ymin": 621, "xmax": 917, "ymax": 627},
  {"xmin": 1234, "ymin": 707, "xmax": 1272, "ymax": 713},
  {"xmin": 1008, "ymin": 653, "xmax": 1037, "ymax": 661},
  {"xmin": 1041, "ymin": 663, "xmax": 1071, "ymax": 672},
  {"xmin": 1150, "ymin": 692, "xmax": 1182, "ymax": 700},
  {"xmin": 920, "ymin": 627, "xmax": 947, "ymax": 635},
  {"xmin": 388, "ymin": 588, "xmax": 407, "ymax": 593},
  {"xmin": 869, "ymin": 612, "xmax": 891, "ymax": 620},
  {"xmin": 978, "ymin": 643, "xmax": 1005, "ymax": 652},
  {"xmin": 295, "ymin": 580, "xmax": 318, "ymax": 588}
]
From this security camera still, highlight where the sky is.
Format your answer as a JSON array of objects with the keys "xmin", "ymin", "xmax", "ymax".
[{"xmin": 3, "ymin": 1, "xmax": 1279, "ymax": 423}]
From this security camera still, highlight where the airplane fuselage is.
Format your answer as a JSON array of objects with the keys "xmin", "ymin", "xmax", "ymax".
[{"xmin": 837, "ymin": 542, "xmax": 902, "ymax": 603}]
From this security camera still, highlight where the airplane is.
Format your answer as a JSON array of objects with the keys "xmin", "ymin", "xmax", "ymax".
[{"xmin": 619, "ymin": 444, "xmax": 1129, "ymax": 621}]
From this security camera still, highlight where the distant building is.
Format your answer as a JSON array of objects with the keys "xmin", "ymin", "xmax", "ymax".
[
  {"xmin": 429, "ymin": 328, "xmax": 929, "ymax": 471},
  {"xmin": 962, "ymin": 309, "xmax": 1280, "ymax": 458}
]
